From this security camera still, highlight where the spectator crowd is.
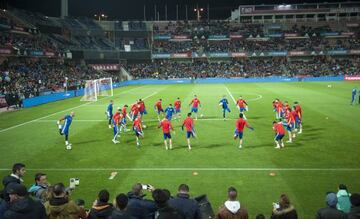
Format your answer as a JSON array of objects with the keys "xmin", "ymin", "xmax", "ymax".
[
  {"xmin": 127, "ymin": 57, "xmax": 360, "ymax": 79},
  {"xmin": 0, "ymin": 58, "xmax": 120, "ymax": 100},
  {"xmin": 0, "ymin": 163, "xmax": 359, "ymax": 219}
]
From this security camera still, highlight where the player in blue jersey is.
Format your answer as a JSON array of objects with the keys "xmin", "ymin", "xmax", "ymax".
[
  {"xmin": 165, "ymin": 104, "xmax": 176, "ymax": 121},
  {"xmin": 106, "ymin": 100, "xmax": 114, "ymax": 128},
  {"xmin": 219, "ymin": 95, "xmax": 231, "ymax": 120},
  {"xmin": 57, "ymin": 112, "xmax": 75, "ymax": 149},
  {"xmin": 351, "ymin": 88, "xmax": 357, "ymax": 105}
]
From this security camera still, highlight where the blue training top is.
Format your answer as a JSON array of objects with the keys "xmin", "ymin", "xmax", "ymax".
[
  {"xmin": 219, "ymin": 98, "xmax": 229, "ymax": 109},
  {"xmin": 107, "ymin": 103, "xmax": 113, "ymax": 115},
  {"xmin": 165, "ymin": 107, "xmax": 175, "ymax": 117},
  {"xmin": 64, "ymin": 115, "xmax": 72, "ymax": 128}
]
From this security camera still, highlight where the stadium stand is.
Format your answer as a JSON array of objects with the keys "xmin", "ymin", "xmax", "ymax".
[{"xmin": 0, "ymin": 2, "xmax": 359, "ymax": 109}]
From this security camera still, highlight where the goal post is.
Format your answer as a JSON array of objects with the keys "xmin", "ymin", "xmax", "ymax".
[
  {"xmin": 80, "ymin": 77, "xmax": 113, "ymax": 101},
  {"xmin": 81, "ymin": 80, "xmax": 98, "ymax": 101},
  {"xmin": 96, "ymin": 77, "xmax": 113, "ymax": 97}
]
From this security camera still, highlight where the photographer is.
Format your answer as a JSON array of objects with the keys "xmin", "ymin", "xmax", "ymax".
[
  {"xmin": 44, "ymin": 183, "xmax": 81, "ymax": 219},
  {"xmin": 271, "ymin": 194, "xmax": 297, "ymax": 219},
  {"xmin": 126, "ymin": 183, "xmax": 156, "ymax": 219}
]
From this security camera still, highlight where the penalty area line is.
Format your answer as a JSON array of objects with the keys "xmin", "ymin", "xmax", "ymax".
[{"xmin": 0, "ymin": 168, "xmax": 359, "ymax": 171}]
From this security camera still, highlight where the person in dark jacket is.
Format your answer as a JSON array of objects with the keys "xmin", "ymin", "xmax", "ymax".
[
  {"xmin": 1, "ymin": 163, "xmax": 26, "ymax": 202},
  {"xmin": 0, "ymin": 198, "xmax": 8, "ymax": 219},
  {"xmin": 126, "ymin": 183, "xmax": 156, "ymax": 219},
  {"xmin": 348, "ymin": 193, "xmax": 360, "ymax": 219},
  {"xmin": 109, "ymin": 193, "xmax": 135, "ymax": 219},
  {"xmin": 168, "ymin": 184, "xmax": 202, "ymax": 219},
  {"xmin": 152, "ymin": 189, "xmax": 185, "ymax": 219},
  {"xmin": 316, "ymin": 192, "xmax": 347, "ymax": 219},
  {"xmin": 3, "ymin": 183, "xmax": 46, "ymax": 219},
  {"xmin": 88, "ymin": 189, "xmax": 114, "ymax": 219},
  {"xmin": 271, "ymin": 194, "xmax": 297, "ymax": 219}
]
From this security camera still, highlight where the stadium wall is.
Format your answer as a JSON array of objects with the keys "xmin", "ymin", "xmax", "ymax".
[{"xmin": 22, "ymin": 76, "xmax": 344, "ymax": 108}]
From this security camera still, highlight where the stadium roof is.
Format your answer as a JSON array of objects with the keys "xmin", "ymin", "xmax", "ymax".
[{"xmin": 3, "ymin": 0, "xmax": 355, "ymax": 20}]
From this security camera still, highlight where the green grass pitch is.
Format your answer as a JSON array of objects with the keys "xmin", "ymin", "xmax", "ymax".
[{"xmin": 1, "ymin": 81, "xmax": 360, "ymax": 218}]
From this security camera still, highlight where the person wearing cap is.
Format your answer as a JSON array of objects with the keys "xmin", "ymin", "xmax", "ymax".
[
  {"xmin": 348, "ymin": 193, "xmax": 360, "ymax": 219},
  {"xmin": 3, "ymin": 183, "xmax": 46, "ymax": 219},
  {"xmin": 152, "ymin": 189, "xmax": 185, "ymax": 219},
  {"xmin": 336, "ymin": 184, "xmax": 351, "ymax": 213},
  {"xmin": 316, "ymin": 192, "xmax": 347, "ymax": 219},
  {"xmin": 215, "ymin": 186, "xmax": 249, "ymax": 219}
]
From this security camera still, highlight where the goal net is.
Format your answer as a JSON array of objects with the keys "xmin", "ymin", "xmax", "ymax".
[{"xmin": 81, "ymin": 78, "xmax": 113, "ymax": 101}]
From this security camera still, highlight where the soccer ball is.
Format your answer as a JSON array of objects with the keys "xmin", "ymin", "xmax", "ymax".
[
  {"xmin": 327, "ymin": 84, "xmax": 332, "ymax": 88},
  {"xmin": 142, "ymin": 125, "xmax": 147, "ymax": 128},
  {"xmin": 200, "ymin": 114, "xmax": 204, "ymax": 118},
  {"xmin": 66, "ymin": 145, "xmax": 72, "ymax": 150}
]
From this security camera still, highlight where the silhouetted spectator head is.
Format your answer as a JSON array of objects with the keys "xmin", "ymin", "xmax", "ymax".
[
  {"xmin": 98, "ymin": 189, "xmax": 110, "ymax": 203},
  {"xmin": 350, "ymin": 193, "xmax": 360, "ymax": 207},
  {"xmin": 228, "ymin": 187, "xmax": 237, "ymax": 201},
  {"xmin": 115, "ymin": 193, "xmax": 128, "ymax": 210},
  {"xmin": 152, "ymin": 189, "xmax": 169, "ymax": 207},
  {"xmin": 178, "ymin": 184, "xmax": 190, "ymax": 194},
  {"xmin": 326, "ymin": 192, "xmax": 338, "ymax": 207}
]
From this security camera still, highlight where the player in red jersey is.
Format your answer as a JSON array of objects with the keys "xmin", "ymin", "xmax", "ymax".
[
  {"xmin": 158, "ymin": 117, "xmax": 175, "ymax": 150},
  {"xmin": 130, "ymin": 102, "xmax": 140, "ymax": 121},
  {"xmin": 294, "ymin": 101, "xmax": 302, "ymax": 134},
  {"xmin": 236, "ymin": 96, "xmax": 248, "ymax": 120},
  {"xmin": 189, "ymin": 95, "xmax": 201, "ymax": 120},
  {"xmin": 121, "ymin": 105, "xmax": 131, "ymax": 132},
  {"xmin": 112, "ymin": 108, "xmax": 123, "ymax": 144},
  {"xmin": 273, "ymin": 120, "xmax": 286, "ymax": 149},
  {"xmin": 274, "ymin": 99, "xmax": 283, "ymax": 119},
  {"xmin": 174, "ymin": 97, "xmax": 182, "ymax": 119},
  {"xmin": 285, "ymin": 108, "xmax": 296, "ymax": 143},
  {"xmin": 138, "ymin": 99, "xmax": 147, "ymax": 117},
  {"xmin": 133, "ymin": 114, "xmax": 144, "ymax": 148},
  {"xmin": 182, "ymin": 113, "xmax": 196, "ymax": 150},
  {"xmin": 154, "ymin": 99, "xmax": 164, "ymax": 121},
  {"xmin": 283, "ymin": 101, "xmax": 290, "ymax": 113},
  {"xmin": 234, "ymin": 113, "xmax": 254, "ymax": 149}
]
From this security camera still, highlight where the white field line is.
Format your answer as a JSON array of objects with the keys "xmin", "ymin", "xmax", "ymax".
[
  {"xmin": 225, "ymin": 86, "xmax": 237, "ymax": 104},
  {"xmin": 225, "ymin": 86, "xmax": 263, "ymax": 102},
  {"xmin": 0, "ymin": 168, "xmax": 359, "ymax": 171},
  {"xmin": 0, "ymin": 86, "xmax": 149, "ymax": 133}
]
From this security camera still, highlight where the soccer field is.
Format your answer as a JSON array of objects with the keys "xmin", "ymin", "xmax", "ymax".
[{"xmin": 1, "ymin": 81, "xmax": 360, "ymax": 218}]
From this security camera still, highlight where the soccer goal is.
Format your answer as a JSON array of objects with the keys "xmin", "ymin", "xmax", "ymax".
[{"xmin": 81, "ymin": 78, "xmax": 113, "ymax": 101}]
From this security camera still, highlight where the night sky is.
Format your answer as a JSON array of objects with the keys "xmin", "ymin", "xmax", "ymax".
[{"xmin": 2, "ymin": 0, "xmax": 352, "ymax": 20}]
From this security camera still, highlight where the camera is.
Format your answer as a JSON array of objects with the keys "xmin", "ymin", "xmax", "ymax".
[
  {"xmin": 141, "ymin": 184, "xmax": 154, "ymax": 191},
  {"xmin": 70, "ymin": 178, "xmax": 80, "ymax": 189}
]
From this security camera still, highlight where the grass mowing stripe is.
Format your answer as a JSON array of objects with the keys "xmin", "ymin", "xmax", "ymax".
[{"xmin": 0, "ymin": 168, "xmax": 360, "ymax": 171}]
